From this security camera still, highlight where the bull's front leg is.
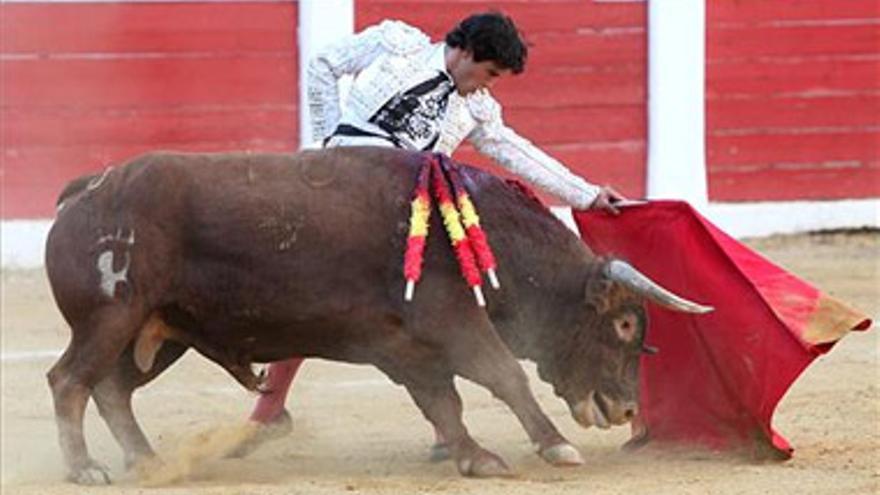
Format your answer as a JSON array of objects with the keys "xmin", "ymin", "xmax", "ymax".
[
  {"xmin": 444, "ymin": 323, "xmax": 585, "ymax": 468},
  {"xmin": 403, "ymin": 379, "xmax": 512, "ymax": 477},
  {"xmin": 374, "ymin": 339, "xmax": 513, "ymax": 478}
]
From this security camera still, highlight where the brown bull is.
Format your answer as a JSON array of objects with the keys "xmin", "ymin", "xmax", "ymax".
[{"xmin": 45, "ymin": 147, "xmax": 710, "ymax": 484}]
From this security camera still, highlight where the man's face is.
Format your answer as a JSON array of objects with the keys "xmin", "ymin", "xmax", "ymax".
[{"xmin": 450, "ymin": 50, "xmax": 513, "ymax": 95}]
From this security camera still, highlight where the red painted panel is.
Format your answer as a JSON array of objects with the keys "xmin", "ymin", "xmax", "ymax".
[
  {"xmin": 708, "ymin": 163, "xmax": 880, "ymax": 202},
  {"xmin": 3, "ymin": 56, "xmax": 297, "ymax": 108},
  {"xmin": 707, "ymin": 95, "xmax": 880, "ymax": 130},
  {"xmin": 1, "ymin": 2, "xmax": 296, "ymax": 53},
  {"xmin": 505, "ymin": 105, "xmax": 646, "ymax": 145},
  {"xmin": 3, "ymin": 143, "xmax": 295, "ymax": 219},
  {"xmin": 711, "ymin": 24, "xmax": 880, "ymax": 59},
  {"xmin": 358, "ymin": 1, "xmax": 646, "ymax": 35},
  {"xmin": 1, "ymin": 2, "xmax": 299, "ymax": 219},
  {"xmin": 709, "ymin": 0, "xmax": 879, "ymax": 23},
  {"xmin": 707, "ymin": 58, "xmax": 878, "ymax": 97},
  {"xmin": 527, "ymin": 31, "xmax": 647, "ymax": 67},
  {"xmin": 454, "ymin": 143, "xmax": 646, "ymax": 203},
  {"xmin": 708, "ymin": 131, "xmax": 879, "ymax": 165},
  {"xmin": 549, "ymin": 144, "xmax": 647, "ymax": 199},
  {"xmin": 3, "ymin": 106, "xmax": 298, "ymax": 147},
  {"xmin": 706, "ymin": 0, "xmax": 879, "ymax": 201},
  {"xmin": 3, "ymin": 1, "xmax": 646, "ymax": 218},
  {"xmin": 492, "ymin": 69, "xmax": 645, "ymax": 108}
]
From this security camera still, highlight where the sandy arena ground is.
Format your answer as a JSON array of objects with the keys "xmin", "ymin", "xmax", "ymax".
[{"xmin": 1, "ymin": 231, "xmax": 878, "ymax": 495}]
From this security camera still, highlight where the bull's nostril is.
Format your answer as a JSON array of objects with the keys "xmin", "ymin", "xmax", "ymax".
[{"xmin": 624, "ymin": 409, "xmax": 635, "ymax": 420}]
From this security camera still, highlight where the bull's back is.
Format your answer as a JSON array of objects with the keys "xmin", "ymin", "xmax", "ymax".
[
  {"xmin": 163, "ymin": 148, "xmax": 421, "ymax": 274},
  {"xmin": 154, "ymin": 149, "xmax": 432, "ymax": 334},
  {"xmin": 45, "ymin": 148, "xmax": 419, "ymax": 321},
  {"xmin": 46, "ymin": 147, "xmax": 580, "ymax": 343}
]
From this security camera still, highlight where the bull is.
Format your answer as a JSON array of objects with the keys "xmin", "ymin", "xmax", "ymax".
[{"xmin": 45, "ymin": 147, "xmax": 710, "ymax": 484}]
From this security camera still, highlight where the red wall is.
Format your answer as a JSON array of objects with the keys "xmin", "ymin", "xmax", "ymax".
[
  {"xmin": 5, "ymin": 1, "xmax": 872, "ymax": 220},
  {"xmin": 706, "ymin": 0, "xmax": 880, "ymax": 202},
  {"xmin": 1, "ymin": 1, "xmax": 299, "ymax": 219},
  {"xmin": 358, "ymin": 0, "xmax": 649, "ymax": 204}
]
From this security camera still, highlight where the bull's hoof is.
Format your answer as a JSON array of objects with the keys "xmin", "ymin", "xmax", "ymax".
[
  {"xmin": 540, "ymin": 442, "xmax": 584, "ymax": 467},
  {"xmin": 231, "ymin": 364, "xmax": 264, "ymax": 392},
  {"xmin": 621, "ymin": 431, "xmax": 650, "ymax": 453},
  {"xmin": 457, "ymin": 449, "xmax": 512, "ymax": 478},
  {"xmin": 226, "ymin": 409, "xmax": 293, "ymax": 459},
  {"xmin": 428, "ymin": 442, "xmax": 451, "ymax": 463},
  {"xmin": 67, "ymin": 460, "xmax": 111, "ymax": 485},
  {"xmin": 124, "ymin": 450, "xmax": 156, "ymax": 471}
]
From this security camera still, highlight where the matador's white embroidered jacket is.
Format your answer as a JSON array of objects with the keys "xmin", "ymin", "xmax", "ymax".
[{"xmin": 307, "ymin": 20, "xmax": 601, "ymax": 208}]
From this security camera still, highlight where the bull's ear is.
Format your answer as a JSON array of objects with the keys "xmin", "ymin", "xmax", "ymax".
[{"xmin": 584, "ymin": 275, "xmax": 614, "ymax": 314}]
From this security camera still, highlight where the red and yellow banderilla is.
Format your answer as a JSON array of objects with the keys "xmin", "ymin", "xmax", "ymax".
[
  {"xmin": 438, "ymin": 155, "xmax": 500, "ymax": 290},
  {"xmin": 402, "ymin": 154, "xmax": 500, "ymax": 306},
  {"xmin": 403, "ymin": 160, "xmax": 432, "ymax": 302},
  {"xmin": 430, "ymin": 156, "xmax": 485, "ymax": 306}
]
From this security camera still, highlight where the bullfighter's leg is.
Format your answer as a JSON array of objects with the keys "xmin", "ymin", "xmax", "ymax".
[
  {"xmin": 47, "ymin": 304, "xmax": 146, "ymax": 485},
  {"xmin": 226, "ymin": 357, "xmax": 304, "ymax": 458},
  {"xmin": 443, "ymin": 322, "xmax": 584, "ymax": 467},
  {"xmin": 91, "ymin": 341, "xmax": 188, "ymax": 469},
  {"xmin": 249, "ymin": 358, "xmax": 303, "ymax": 423}
]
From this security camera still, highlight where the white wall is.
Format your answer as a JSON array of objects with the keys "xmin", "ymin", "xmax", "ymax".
[
  {"xmin": 646, "ymin": 0, "xmax": 708, "ymax": 211},
  {"xmin": 1, "ymin": 221, "xmax": 52, "ymax": 269},
  {"xmin": 641, "ymin": 0, "xmax": 878, "ymax": 238},
  {"xmin": 2, "ymin": 0, "xmax": 876, "ymax": 269},
  {"xmin": 298, "ymin": 0, "xmax": 354, "ymax": 146}
]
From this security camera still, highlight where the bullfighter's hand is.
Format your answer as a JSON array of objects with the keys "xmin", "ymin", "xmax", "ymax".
[{"xmin": 589, "ymin": 186, "xmax": 627, "ymax": 215}]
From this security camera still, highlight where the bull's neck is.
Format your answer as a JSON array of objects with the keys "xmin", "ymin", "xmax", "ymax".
[
  {"xmin": 485, "ymin": 220, "xmax": 593, "ymax": 363},
  {"xmin": 456, "ymin": 168, "xmax": 596, "ymax": 363}
]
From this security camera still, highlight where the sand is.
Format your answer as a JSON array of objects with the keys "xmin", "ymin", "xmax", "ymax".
[{"xmin": 1, "ymin": 231, "xmax": 877, "ymax": 494}]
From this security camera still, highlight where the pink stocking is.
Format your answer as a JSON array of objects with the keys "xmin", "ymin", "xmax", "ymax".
[{"xmin": 249, "ymin": 357, "xmax": 305, "ymax": 423}]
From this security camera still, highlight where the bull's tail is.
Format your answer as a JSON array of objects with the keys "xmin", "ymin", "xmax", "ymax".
[
  {"xmin": 56, "ymin": 167, "xmax": 113, "ymax": 209},
  {"xmin": 56, "ymin": 174, "xmax": 96, "ymax": 206}
]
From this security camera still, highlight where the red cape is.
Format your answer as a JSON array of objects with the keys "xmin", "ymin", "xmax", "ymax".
[{"xmin": 574, "ymin": 200, "xmax": 871, "ymax": 458}]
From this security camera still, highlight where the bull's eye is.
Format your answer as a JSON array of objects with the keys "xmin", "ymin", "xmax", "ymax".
[{"xmin": 613, "ymin": 313, "xmax": 640, "ymax": 343}]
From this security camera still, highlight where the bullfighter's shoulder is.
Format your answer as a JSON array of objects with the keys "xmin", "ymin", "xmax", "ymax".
[{"xmin": 376, "ymin": 20, "xmax": 431, "ymax": 55}]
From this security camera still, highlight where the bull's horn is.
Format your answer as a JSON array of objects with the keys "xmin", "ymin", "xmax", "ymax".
[{"xmin": 604, "ymin": 260, "xmax": 713, "ymax": 314}]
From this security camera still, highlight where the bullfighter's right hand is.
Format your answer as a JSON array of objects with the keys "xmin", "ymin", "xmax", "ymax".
[{"xmin": 589, "ymin": 185, "xmax": 627, "ymax": 215}]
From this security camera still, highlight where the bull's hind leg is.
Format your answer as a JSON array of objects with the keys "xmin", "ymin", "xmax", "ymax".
[
  {"xmin": 91, "ymin": 341, "xmax": 188, "ymax": 469},
  {"xmin": 47, "ymin": 305, "xmax": 145, "ymax": 485}
]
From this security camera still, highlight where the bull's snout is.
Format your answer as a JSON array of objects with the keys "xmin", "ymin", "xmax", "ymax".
[
  {"xmin": 620, "ymin": 400, "xmax": 638, "ymax": 421},
  {"xmin": 571, "ymin": 392, "xmax": 638, "ymax": 430}
]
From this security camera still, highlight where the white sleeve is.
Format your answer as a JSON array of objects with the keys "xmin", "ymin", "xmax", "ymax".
[
  {"xmin": 306, "ymin": 20, "xmax": 430, "ymax": 141},
  {"xmin": 466, "ymin": 92, "xmax": 601, "ymax": 209}
]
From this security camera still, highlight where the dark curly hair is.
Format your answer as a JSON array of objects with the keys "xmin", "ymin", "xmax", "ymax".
[{"xmin": 445, "ymin": 12, "xmax": 528, "ymax": 74}]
